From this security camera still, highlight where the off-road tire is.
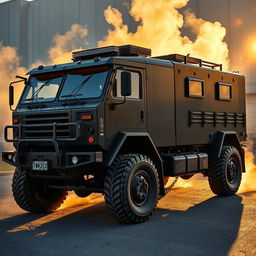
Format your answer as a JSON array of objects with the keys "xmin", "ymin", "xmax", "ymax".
[
  {"xmin": 208, "ymin": 146, "xmax": 242, "ymax": 196},
  {"xmin": 104, "ymin": 154, "xmax": 159, "ymax": 224},
  {"xmin": 12, "ymin": 167, "xmax": 68, "ymax": 213}
]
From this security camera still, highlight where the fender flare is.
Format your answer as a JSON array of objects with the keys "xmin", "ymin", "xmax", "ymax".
[
  {"xmin": 105, "ymin": 132, "xmax": 165, "ymax": 195},
  {"xmin": 209, "ymin": 131, "xmax": 245, "ymax": 172}
]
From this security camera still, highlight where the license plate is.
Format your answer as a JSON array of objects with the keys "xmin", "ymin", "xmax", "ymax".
[{"xmin": 32, "ymin": 161, "xmax": 48, "ymax": 171}]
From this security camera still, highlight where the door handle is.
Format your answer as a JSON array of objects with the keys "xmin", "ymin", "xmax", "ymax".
[{"xmin": 140, "ymin": 110, "xmax": 144, "ymax": 122}]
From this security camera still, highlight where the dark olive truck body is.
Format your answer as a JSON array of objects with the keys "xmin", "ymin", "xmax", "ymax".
[{"xmin": 2, "ymin": 45, "xmax": 246, "ymax": 223}]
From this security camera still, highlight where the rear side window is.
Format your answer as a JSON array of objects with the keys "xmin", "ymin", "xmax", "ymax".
[
  {"xmin": 185, "ymin": 78, "xmax": 204, "ymax": 98},
  {"xmin": 216, "ymin": 82, "xmax": 232, "ymax": 101},
  {"xmin": 113, "ymin": 70, "xmax": 141, "ymax": 99}
]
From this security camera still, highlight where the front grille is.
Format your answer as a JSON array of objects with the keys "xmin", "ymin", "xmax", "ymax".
[{"xmin": 23, "ymin": 112, "xmax": 71, "ymax": 139}]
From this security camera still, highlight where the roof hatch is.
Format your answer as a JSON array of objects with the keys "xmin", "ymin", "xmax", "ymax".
[{"xmin": 72, "ymin": 45, "xmax": 151, "ymax": 62}]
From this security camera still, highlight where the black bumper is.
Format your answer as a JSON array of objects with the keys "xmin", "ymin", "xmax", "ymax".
[{"xmin": 2, "ymin": 151, "xmax": 103, "ymax": 170}]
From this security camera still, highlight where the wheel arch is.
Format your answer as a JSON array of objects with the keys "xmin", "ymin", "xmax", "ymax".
[
  {"xmin": 209, "ymin": 131, "xmax": 245, "ymax": 172},
  {"xmin": 105, "ymin": 132, "xmax": 165, "ymax": 195}
]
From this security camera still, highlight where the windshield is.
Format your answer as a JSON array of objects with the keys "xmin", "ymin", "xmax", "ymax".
[
  {"xmin": 59, "ymin": 66, "xmax": 108, "ymax": 101},
  {"xmin": 21, "ymin": 72, "xmax": 63, "ymax": 104}
]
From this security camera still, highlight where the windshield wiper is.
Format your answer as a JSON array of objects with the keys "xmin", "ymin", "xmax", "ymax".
[
  {"xmin": 29, "ymin": 79, "xmax": 53, "ymax": 102},
  {"xmin": 61, "ymin": 93, "xmax": 82, "ymax": 98},
  {"xmin": 24, "ymin": 97, "xmax": 45, "ymax": 102},
  {"xmin": 61, "ymin": 75, "xmax": 92, "ymax": 99}
]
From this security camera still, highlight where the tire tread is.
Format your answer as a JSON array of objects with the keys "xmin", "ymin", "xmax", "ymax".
[
  {"xmin": 208, "ymin": 146, "xmax": 242, "ymax": 196},
  {"xmin": 104, "ymin": 154, "xmax": 159, "ymax": 224},
  {"xmin": 12, "ymin": 168, "xmax": 67, "ymax": 213}
]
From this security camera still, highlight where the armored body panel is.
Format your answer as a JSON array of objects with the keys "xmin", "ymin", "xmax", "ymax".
[
  {"xmin": 2, "ymin": 45, "xmax": 247, "ymax": 224},
  {"xmin": 173, "ymin": 63, "xmax": 246, "ymax": 146}
]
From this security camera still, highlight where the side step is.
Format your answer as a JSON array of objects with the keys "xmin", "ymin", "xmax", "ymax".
[{"xmin": 163, "ymin": 153, "xmax": 208, "ymax": 176}]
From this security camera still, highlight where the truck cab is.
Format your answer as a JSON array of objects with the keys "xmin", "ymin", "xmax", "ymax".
[{"xmin": 2, "ymin": 45, "xmax": 246, "ymax": 223}]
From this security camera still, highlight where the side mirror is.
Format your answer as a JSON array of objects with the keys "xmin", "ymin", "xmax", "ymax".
[
  {"xmin": 121, "ymin": 71, "xmax": 132, "ymax": 97},
  {"xmin": 9, "ymin": 85, "xmax": 14, "ymax": 107}
]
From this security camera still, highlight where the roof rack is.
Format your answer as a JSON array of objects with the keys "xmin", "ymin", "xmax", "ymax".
[
  {"xmin": 72, "ymin": 45, "xmax": 151, "ymax": 62},
  {"xmin": 154, "ymin": 54, "xmax": 223, "ymax": 70}
]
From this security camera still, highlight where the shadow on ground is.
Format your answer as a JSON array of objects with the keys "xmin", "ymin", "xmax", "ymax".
[{"xmin": 0, "ymin": 190, "xmax": 244, "ymax": 256}]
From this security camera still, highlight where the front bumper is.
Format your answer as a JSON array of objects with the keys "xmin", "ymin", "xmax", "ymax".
[
  {"xmin": 3, "ymin": 122, "xmax": 103, "ymax": 170},
  {"xmin": 2, "ymin": 151, "xmax": 103, "ymax": 170}
]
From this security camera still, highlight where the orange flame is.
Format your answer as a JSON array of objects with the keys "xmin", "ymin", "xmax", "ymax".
[
  {"xmin": 58, "ymin": 192, "xmax": 103, "ymax": 210},
  {"xmin": 239, "ymin": 148, "xmax": 256, "ymax": 193}
]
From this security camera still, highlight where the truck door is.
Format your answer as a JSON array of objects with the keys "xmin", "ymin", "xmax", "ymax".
[{"xmin": 105, "ymin": 67, "xmax": 146, "ymax": 145}]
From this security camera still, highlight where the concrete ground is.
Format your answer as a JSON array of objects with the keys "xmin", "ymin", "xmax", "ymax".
[
  {"xmin": 0, "ymin": 158, "xmax": 14, "ymax": 173},
  {"xmin": 0, "ymin": 174, "xmax": 255, "ymax": 256}
]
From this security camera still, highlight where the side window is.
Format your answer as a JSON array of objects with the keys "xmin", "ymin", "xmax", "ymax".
[
  {"xmin": 216, "ymin": 82, "xmax": 232, "ymax": 101},
  {"xmin": 185, "ymin": 78, "xmax": 204, "ymax": 98},
  {"xmin": 113, "ymin": 70, "xmax": 141, "ymax": 99}
]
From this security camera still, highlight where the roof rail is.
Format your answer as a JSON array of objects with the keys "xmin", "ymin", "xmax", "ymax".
[
  {"xmin": 72, "ymin": 45, "xmax": 151, "ymax": 62},
  {"xmin": 154, "ymin": 54, "xmax": 223, "ymax": 70}
]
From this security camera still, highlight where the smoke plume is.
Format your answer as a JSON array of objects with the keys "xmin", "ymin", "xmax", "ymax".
[
  {"xmin": 239, "ymin": 145, "xmax": 256, "ymax": 193},
  {"xmin": 0, "ymin": 43, "xmax": 27, "ymax": 151},
  {"xmin": 48, "ymin": 24, "xmax": 88, "ymax": 65},
  {"xmin": 0, "ymin": 24, "xmax": 88, "ymax": 152},
  {"xmin": 98, "ymin": 0, "xmax": 229, "ymax": 69}
]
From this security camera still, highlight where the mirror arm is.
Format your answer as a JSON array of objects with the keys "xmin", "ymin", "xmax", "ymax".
[
  {"xmin": 111, "ymin": 96, "xmax": 127, "ymax": 110},
  {"xmin": 15, "ymin": 75, "xmax": 27, "ymax": 84},
  {"xmin": 10, "ymin": 79, "xmax": 26, "ymax": 86}
]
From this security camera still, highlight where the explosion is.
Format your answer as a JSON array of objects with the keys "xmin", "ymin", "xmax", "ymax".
[
  {"xmin": 99, "ymin": 0, "xmax": 229, "ymax": 69},
  {"xmin": 0, "ymin": 43, "xmax": 27, "ymax": 151},
  {"xmin": 239, "ymin": 147, "xmax": 256, "ymax": 193},
  {"xmin": 58, "ymin": 192, "xmax": 103, "ymax": 210}
]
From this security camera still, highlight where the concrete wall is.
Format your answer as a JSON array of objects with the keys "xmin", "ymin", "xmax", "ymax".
[
  {"xmin": 0, "ymin": 0, "xmax": 27, "ymax": 62},
  {"xmin": 0, "ymin": 0, "xmax": 255, "ymax": 136},
  {"xmin": 0, "ymin": 0, "xmax": 255, "ymax": 89},
  {"xmin": 26, "ymin": 0, "xmax": 137, "ymax": 65}
]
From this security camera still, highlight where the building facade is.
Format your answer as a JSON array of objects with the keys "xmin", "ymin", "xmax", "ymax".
[{"xmin": 0, "ymin": 0, "xmax": 255, "ymax": 137}]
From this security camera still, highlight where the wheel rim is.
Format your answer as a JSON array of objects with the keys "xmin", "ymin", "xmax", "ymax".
[
  {"xmin": 227, "ymin": 156, "xmax": 239, "ymax": 184},
  {"xmin": 131, "ymin": 170, "xmax": 150, "ymax": 206}
]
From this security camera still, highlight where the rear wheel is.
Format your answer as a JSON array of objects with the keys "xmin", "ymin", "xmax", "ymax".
[
  {"xmin": 12, "ymin": 167, "xmax": 68, "ymax": 213},
  {"xmin": 104, "ymin": 154, "xmax": 159, "ymax": 224},
  {"xmin": 208, "ymin": 146, "xmax": 242, "ymax": 196}
]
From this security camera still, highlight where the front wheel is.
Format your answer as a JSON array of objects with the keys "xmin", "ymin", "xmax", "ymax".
[
  {"xmin": 12, "ymin": 167, "xmax": 68, "ymax": 213},
  {"xmin": 208, "ymin": 146, "xmax": 242, "ymax": 196},
  {"xmin": 104, "ymin": 154, "xmax": 159, "ymax": 224}
]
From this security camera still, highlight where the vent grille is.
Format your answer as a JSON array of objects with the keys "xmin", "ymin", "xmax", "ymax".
[
  {"xmin": 23, "ymin": 112, "xmax": 71, "ymax": 139},
  {"xmin": 189, "ymin": 111, "xmax": 245, "ymax": 127}
]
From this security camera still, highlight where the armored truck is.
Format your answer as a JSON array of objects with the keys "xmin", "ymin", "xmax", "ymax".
[{"xmin": 2, "ymin": 45, "xmax": 246, "ymax": 223}]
